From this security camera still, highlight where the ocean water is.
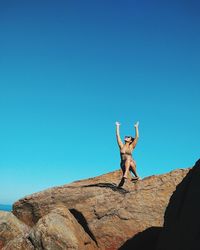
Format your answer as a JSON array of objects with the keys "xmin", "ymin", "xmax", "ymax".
[{"xmin": 0, "ymin": 204, "xmax": 12, "ymax": 211}]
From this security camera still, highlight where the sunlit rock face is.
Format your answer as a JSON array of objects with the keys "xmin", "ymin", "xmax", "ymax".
[
  {"xmin": 0, "ymin": 211, "xmax": 31, "ymax": 249},
  {"xmin": 1, "ymin": 164, "xmax": 192, "ymax": 250}
]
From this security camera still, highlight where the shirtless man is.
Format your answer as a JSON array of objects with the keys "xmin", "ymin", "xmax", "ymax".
[{"xmin": 116, "ymin": 121, "xmax": 140, "ymax": 183}]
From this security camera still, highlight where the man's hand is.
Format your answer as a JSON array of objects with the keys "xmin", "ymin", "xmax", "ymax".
[
  {"xmin": 134, "ymin": 121, "xmax": 139, "ymax": 128},
  {"xmin": 115, "ymin": 121, "xmax": 121, "ymax": 126}
]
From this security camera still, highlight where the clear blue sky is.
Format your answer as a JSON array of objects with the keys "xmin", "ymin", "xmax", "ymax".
[{"xmin": 0, "ymin": 0, "xmax": 199, "ymax": 204}]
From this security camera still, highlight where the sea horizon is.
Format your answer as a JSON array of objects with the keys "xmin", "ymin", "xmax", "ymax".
[{"xmin": 0, "ymin": 204, "xmax": 12, "ymax": 212}]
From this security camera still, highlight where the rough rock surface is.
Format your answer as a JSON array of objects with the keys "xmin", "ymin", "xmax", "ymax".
[
  {"xmin": 28, "ymin": 206, "xmax": 97, "ymax": 250},
  {"xmin": 12, "ymin": 168, "xmax": 189, "ymax": 249},
  {"xmin": 156, "ymin": 159, "xmax": 200, "ymax": 250},
  {"xmin": 0, "ymin": 211, "xmax": 30, "ymax": 249},
  {"xmin": 2, "ymin": 235, "xmax": 34, "ymax": 250}
]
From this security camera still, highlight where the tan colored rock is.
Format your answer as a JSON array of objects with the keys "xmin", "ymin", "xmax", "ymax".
[
  {"xmin": 0, "ymin": 211, "xmax": 30, "ymax": 249},
  {"xmin": 2, "ymin": 235, "xmax": 34, "ymax": 250},
  {"xmin": 13, "ymin": 168, "xmax": 190, "ymax": 249},
  {"xmin": 28, "ymin": 206, "xmax": 97, "ymax": 250}
]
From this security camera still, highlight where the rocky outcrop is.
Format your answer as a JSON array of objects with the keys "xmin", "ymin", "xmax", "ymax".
[
  {"xmin": 0, "ymin": 211, "xmax": 30, "ymax": 249},
  {"xmin": 156, "ymin": 159, "xmax": 200, "ymax": 250},
  {"xmin": 3, "ymin": 163, "xmax": 198, "ymax": 250},
  {"xmin": 28, "ymin": 206, "xmax": 97, "ymax": 250},
  {"xmin": 10, "ymin": 168, "xmax": 189, "ymax": 250},
  {"xmin": 2, "ymin": 235, "xmax": 34, "ymax": 250}
]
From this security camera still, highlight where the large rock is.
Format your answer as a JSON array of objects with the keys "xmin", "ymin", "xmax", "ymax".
[
  {"xmin": 13, "ymin": 168, "xmax": 189, "ymax": 249},
  {"xmin": 156, "ymin": 159, "xmax": 200, "ymax": 250},
  {"xmin": 0, "ymin": 211, "xmax": 30, "ymax": 249},
  {"xmin": 28, "ymin": 206, "xmax": 97, "ymax": 250},
  {"xmin": 2, "ymin": 235, "xmax": 34, "ymax": 250}
]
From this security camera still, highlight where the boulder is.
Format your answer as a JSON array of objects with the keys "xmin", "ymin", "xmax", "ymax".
[
  {"xmin": 2, "ymin": 235, "xmax": 34, "ymax": 250},
  {"xmin": 0, "ymin": 211, "xmax": 30, "ymax": 249},
  {"xmin": 28, "ymin": 206, "xmax": 97, "ymax": 250},
  {"xmin": 13, "ymin": 168, "xmax": 189, "ymax": 249}
]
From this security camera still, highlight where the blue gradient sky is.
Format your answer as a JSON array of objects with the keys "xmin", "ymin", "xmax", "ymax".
[{"xmin": 0, "ymin": 0, "xmax": 199, "ymax": 204}]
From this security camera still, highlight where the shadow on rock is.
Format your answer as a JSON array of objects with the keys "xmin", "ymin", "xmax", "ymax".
[
  {"xmin": 156, "ymin": 159, "xmax": 200, "ymax": 250},
  {"xmin": 69, "ymin": 209, "xmax": 98, "ymax": 246},
  {"xmin": 119, "ymin": 227, "xmax": 162, "ymax": 250},
  {"xmin": 82, "ymin": 182, "xmax": 129, "ymax": 194}
]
